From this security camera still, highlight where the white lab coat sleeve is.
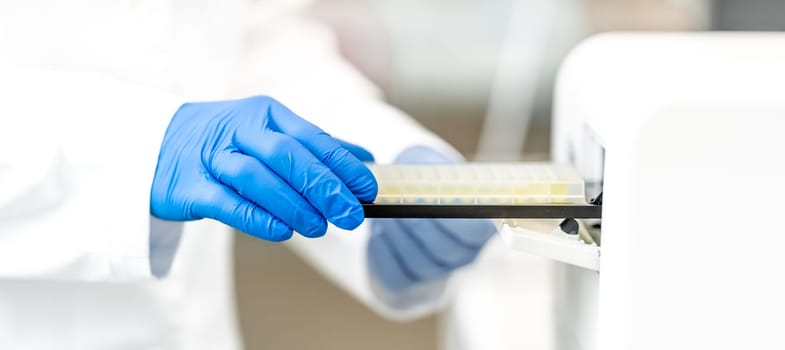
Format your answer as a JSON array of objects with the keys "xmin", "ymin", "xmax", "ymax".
[
  {"xmin": 236, "ymin": 15, "xmax": 464, "ymax": 320},
  {"xmin": 0, "ymin": 67, "xmax": 185, "ymax": 281}
]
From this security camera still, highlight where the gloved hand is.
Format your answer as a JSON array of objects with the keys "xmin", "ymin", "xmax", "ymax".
[
  {"xmin": 367, "ymin": 146, "xmax": 496, "ymax": 292},
  {"xmin": 151, "ymin": 96, "xmax": 377, "ymax": 241}
]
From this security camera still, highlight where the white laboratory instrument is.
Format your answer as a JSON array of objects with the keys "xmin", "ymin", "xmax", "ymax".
[{"xmin": 500, "ymin": 32, "xmax": 785, "ymax": 350}]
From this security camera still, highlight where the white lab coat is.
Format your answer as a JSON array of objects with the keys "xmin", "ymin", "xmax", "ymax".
[{"xmin": 0, "ymin": 0, "xmax": 459, "ymax": 348}]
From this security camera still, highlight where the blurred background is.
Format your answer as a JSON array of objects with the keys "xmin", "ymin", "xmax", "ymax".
[{"xmin": 234, "ymin": 0, "xmax": 783, "ymax": 348}]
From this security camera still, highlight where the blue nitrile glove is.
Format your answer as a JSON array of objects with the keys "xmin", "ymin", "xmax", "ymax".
[
  {"xmin": 367, "ymin": 146, "xmax": 496, "ymax": 293},
  {"xmin": 151, "ymin": 96, "xmax": 378, "ymax": 241}
]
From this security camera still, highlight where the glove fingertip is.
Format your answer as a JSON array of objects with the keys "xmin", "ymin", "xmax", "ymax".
[
  {"xmin": 261, "ymin": 225, "xmax": 294, "ymax": 242},
  {"xmin": 298, "ymin": 219, "xmax": 328, "ymax": 238},
  {"xmin": 356, "ymin": 180, "xmax": 378, "ymax": 203},
  {"xmin": 330, "ymin": 204, "xmax": 366, "ymax": 230},
  {"xmin": 246, "ymin": 215, "xmax": 294, "ymax": 242}
]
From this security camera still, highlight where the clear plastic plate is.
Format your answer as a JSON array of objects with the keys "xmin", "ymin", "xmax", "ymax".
[{"xmin": 367, "ymin": 163, "xmax": 586, "ymax": 205}]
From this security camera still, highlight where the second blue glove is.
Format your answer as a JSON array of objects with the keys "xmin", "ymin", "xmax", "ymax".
[{"xmin": 367, "ymin": 146, "xmax": 496, "ymax": 292}]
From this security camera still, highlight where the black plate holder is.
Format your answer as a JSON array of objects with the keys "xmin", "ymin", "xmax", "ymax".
[{"xmin": 362, "ymin": 203, "xmax": 602, "ymax": 219}]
